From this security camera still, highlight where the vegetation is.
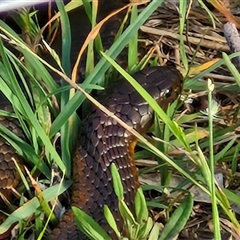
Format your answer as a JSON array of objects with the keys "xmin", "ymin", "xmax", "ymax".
[{"xmin": 0, "ymin": 0, "xmax": 240, "ymax": 239}]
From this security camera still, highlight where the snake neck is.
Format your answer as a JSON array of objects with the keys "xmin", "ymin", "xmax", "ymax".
[{"xmin": 71, "ymin": 107, "xmax": 140, "ymax": 218}]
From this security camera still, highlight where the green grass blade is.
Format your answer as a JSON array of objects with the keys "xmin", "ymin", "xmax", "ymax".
[
  {"xmin": 50, "ymin": 0, "xmax": 165, "ymax": 137},
  {"xmin": 0, "ymin": 181, "xmax": 71, "ymax": 234},
  {"xmin": 73, "ymin": 207, "xmax": 111, "ymax": 240},
  {"xmin": 158, "ymin": 193, "xmax": 193, "ymax": 240}
]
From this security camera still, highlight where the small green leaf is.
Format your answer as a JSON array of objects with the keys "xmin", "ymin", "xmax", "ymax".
[
  {"xmin": 222, "ymin": 189, "xmax": 240, "ymax": 206},
  {"xmin": 146, "ymin": 201, "xmax": 168, "ymax": 209},
  {"xmin": 111, "ymin": 163, "xmax": 124, "ymax": 199},
  {"xmin": 222, "ymin": 52, "xmax": 240, "ymax": 87},
  {"xmin": 159, "ymin": 193, "xmax": 193, "ymax": 240},
  {"xmin": 135, "ymin": 188, "xmax": 148, "ymax": 223},
  {"xmin": 138, "ymin": 217, "xmax": 154, "ymax": 239},
  {"xmin": 119, "ymin": 199, "xmax": 137, "ymax": 226},
  {"xmin": 104, "ymin": 205, "xmax": 121, "ymax": 238},
  {"xmin": 149, "ymin": 222, "xmax": 161, "ymax": 240},
  {"xmin": 73, "ymin": 207, "xmax": 111, "ymax": 240}
]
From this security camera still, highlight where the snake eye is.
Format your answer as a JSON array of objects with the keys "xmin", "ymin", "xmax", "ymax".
[{"xmin": 163, "ymin": 88, "xmax": 172, "ymax": 98}]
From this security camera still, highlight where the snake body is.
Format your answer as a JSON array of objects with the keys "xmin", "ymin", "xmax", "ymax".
[
  {"xmin": 47, "ymin": 66, "xmax": 182, "ymax": 239},
  {"xmin": 0, "ymin": 1, "xmax": 183, "ymax": 240},
  {"xmin": 0, "ymin": 103, "xmax": 24, "ymax": 202}
]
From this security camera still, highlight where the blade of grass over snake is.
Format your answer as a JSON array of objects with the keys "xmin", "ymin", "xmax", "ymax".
[
  {"xmin": 50, "ymin": 0, "xmax": 164, "ymax": 137},
  {"xmin": 101, "ymin": 51, "xmax": 191, "ymax": 152}
]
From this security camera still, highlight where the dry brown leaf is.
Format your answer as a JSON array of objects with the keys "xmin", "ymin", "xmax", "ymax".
[{"xmin": 207, "ymin": 0, "xmax": 240, "ymax": 28}]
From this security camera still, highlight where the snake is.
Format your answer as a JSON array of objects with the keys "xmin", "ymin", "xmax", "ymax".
[{"xmin": 0, "ymin": 1, "xmax": 183, "ymax": 240}]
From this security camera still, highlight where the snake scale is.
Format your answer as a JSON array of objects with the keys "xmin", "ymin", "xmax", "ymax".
[{"xmin": 0, "ymin": 1, "xmax": 183, "ymax": 239}]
